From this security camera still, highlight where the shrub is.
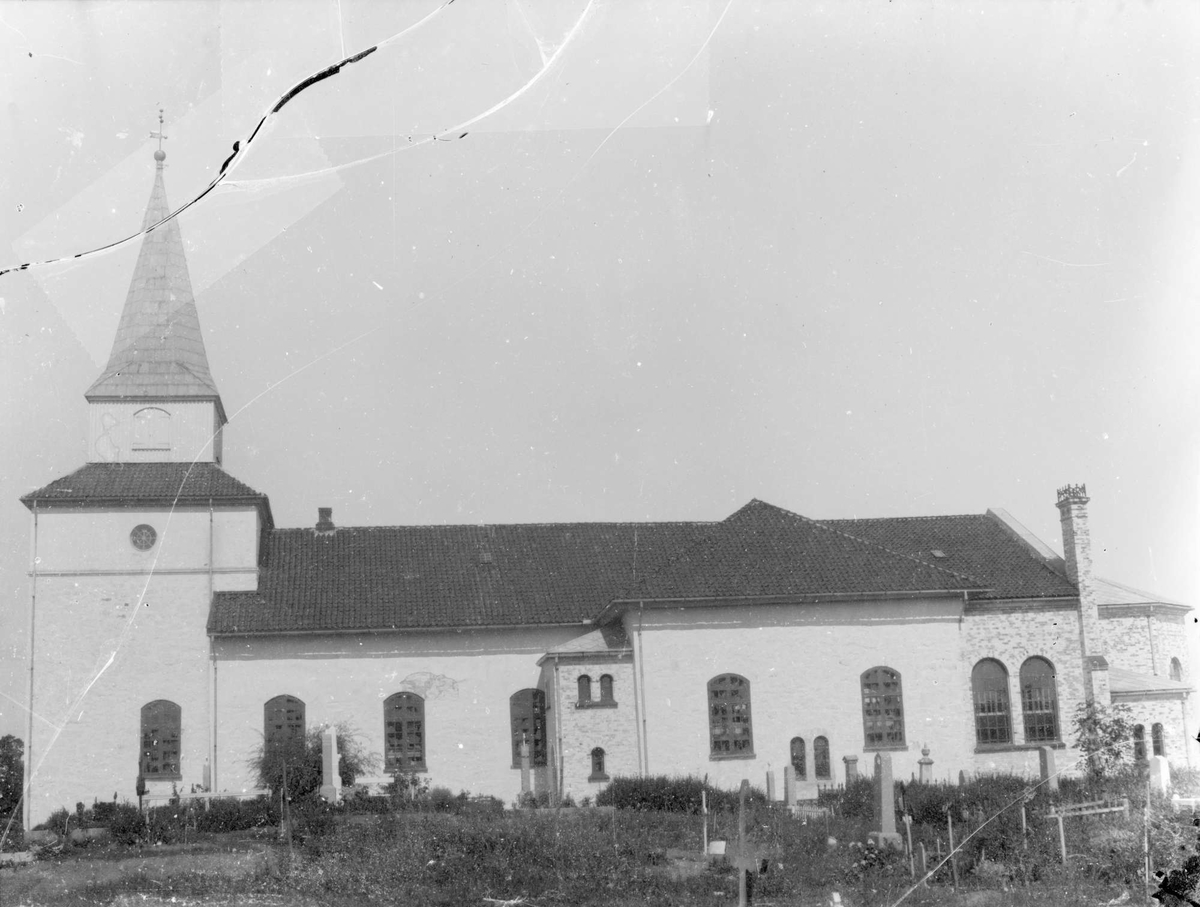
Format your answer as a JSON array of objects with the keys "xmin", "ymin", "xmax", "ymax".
[
  {"xmin": 194, "ymin": 796, "xmax": 279, "ymax": 833},
  {"xmin": 35, "ymin": 807, "xmax": 70, "ymax": 835},
  {"xmin": 108, "ymin": 803, "xmax": 146, "ymax": 845},
  {"xmin": 1073, "ymin": 700, "xmax": 1136, "ymax": 779},
  {"xmin": 596, "ymin": 775, "xmax": 766, "ymax": 813},
  {"xmin": 386, "ymin": 770, "xmax": 431, "ymax": 808},
  {"xmin": 0, "ymin": 735, "xmax": 23, "ymax": 822},
  {"xmin": 248, "ymin": 721, "xmax": 379, "ymax": 800}
]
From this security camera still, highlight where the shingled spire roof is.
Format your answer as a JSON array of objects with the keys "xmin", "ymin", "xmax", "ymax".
[{"xmin": 85, "ymin": 147, "xmax": 224, "ymax": 422}]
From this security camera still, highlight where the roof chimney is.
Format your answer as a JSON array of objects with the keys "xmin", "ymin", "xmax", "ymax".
[
  {"xmin": 316, "ymin": 507, "xmax": 334, "ymax": 532},
  {"xmin": 1056, "ymin": 483, "xmax": 1109, "ymax": 704}
]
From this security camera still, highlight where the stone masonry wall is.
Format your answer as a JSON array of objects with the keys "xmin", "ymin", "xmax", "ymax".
[
  {"xmin": 962, "ymin": 604, "xmax": 1085, "ymax": 778},
  {"xmin": 548, "ymin": 657, "xmax": 638, "ymax": 802}
]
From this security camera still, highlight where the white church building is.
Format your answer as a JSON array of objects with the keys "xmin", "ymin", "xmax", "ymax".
[{"xmin": 19, "ymin": 152, "xmax": 1196, "ymax": 829}]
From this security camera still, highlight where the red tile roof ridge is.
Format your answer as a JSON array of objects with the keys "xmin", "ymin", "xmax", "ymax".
[{"xmin": 268, "ymin": 519, "xmax": 720, "ymax": 533}]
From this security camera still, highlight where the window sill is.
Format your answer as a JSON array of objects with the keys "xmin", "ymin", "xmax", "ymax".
[
  {"xmin": 142, "ymin": 774, "xmax": 182, "ymax": 782},
  {"xmin": 511, "ymin": 762, "xmax": 549, "ymax": 770},
  {"xmin": 575, "ymin": 701, "xmax": 618, "ymax": 709},
  {"xmin": 709, "ymin": 752, "xmax": 756, "ymax": 761},
  {"xmin": 864, "ymin": 745, "xmax": 909, "ymax": 753},
  {"xmin": 385, "ymin": 766, "xmax": 428, "ymax": 774},
  {"xmin": 974, "ymin": 741, "xmax": 1064, "ymax": 754},
  {"xmin": 588, "ymin": 773, "xmax": 610, "ymax": 783}
]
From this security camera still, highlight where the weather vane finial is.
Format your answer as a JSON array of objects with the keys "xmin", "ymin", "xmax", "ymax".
[{"xmin": 149, "ymin": 108, "xmax": 168, "ymax": 162}]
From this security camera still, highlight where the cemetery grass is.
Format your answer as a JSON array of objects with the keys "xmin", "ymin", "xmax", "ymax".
[{"xmin": 0, "ymin": 808, "xmax": 1168, "ymax": 906}]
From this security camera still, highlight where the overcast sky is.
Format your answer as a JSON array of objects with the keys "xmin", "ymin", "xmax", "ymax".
[{"xmin": 1, "ymin": 1, "xmax": 1198, "ymax": 742}]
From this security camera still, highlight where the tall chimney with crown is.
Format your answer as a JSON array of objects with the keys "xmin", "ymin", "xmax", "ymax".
[
  {"xmin": 316, "ymin": 507, "xmax": 335, "ymax": 533},
  {"xmin": 1056, "ymin": 484, "xmax": 1110, "ymax": 705}
]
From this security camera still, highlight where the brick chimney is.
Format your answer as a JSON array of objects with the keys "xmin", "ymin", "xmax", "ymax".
[
  {"xmin": 1056, "ymin": 484, "xmax": 1109, "ymax": 705},
  {"xmin": 316, "ymin": 507, "xmax": 335, "ymax": 533}
]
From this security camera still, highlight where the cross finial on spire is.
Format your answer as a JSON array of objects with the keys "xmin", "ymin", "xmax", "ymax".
[{"xmin": 149, "ymin": 108, "xmax": 167, "ymax": 162}]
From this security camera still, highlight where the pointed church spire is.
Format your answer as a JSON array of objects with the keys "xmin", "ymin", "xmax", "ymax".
[{"xmin": 86, "ymin": 118, "xmax": 225, "ymax": 425}]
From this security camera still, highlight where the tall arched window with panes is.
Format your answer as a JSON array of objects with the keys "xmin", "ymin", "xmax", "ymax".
[
  {"xmin": 264, "ymin": 695, "xmax": 305, "ymax": 756},
  {"xmin": 599, "ymin": 674, "xmax": 614, "ymax": 703},
  {"xmin": 1152, "ymin": 723, "xmax": 1165, "ymax": 757},
  {"xmin": 509, "ymin": 689, "xmax": 547, "ymax": 767},
  {"xmin": 790, "ymin": 737, "xmax": 806, "ymax": 780},
  {"xmin": 708, "ymin": 674, "xmax": 754, "ymax": 758},
  {"xmin": 577, "ymin": 675, "xmax": 592, "ymax": 705},
  {"xmin": 814, "ymin": 736, "xmax": 832, "ymax": 780},
  {"xmin": 1019, "ymin": 657, "xmax": 1060, "ymax": 743},
  {"xmin": 860, "ymin": 667, "xmax": 905, "ymax": 748},
  {"xmin": 140, "ymin": 700, "xmax": 181, "ymax": 780},
  {"xmin": 1171, "ymin": 658, "xmax": 1183, "ymax": 682},
  {"xmin": 1132, "ymin": 724, "xmax": 1147, "ymax": 762},
  {"xmin": 972, "ymin": 659, "xmax": 1012, "ymax": 745},
  {"xmin": 384, "ymin": 692, "xmax": 426, "ymax": 772}
]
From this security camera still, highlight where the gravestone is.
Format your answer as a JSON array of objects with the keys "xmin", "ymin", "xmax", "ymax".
[
  {"xmin": 783, "ymin": 766, "xmax": 795, "ymax": 806},
  {"xmin": 843, "ymin": 755, "xmax": 858, "ymax": 783},
  {"xmin": 520, "ymin": 739, "xmax": 532, "ymax": 795},
  {"xmin": 918, "ymin": 746, "xmax": 933, "ymax": 783},
  {"xmin": 1038, "ymin": 746, "xmax": 1058, "ymax": 793},
  {"xmin": 766, "ymin": 768, "xmax": 776, "ymax": 801},
  {"xmin": 319, "ymin": 727, "xmax": 342, "ymax": 803},
  {"xmin": 867, "ymin": 752, "xmax": 902, "ymax": 850},
  {"xmin": 1150, "ymin": 755, "xmax": 1171, "ymax": 796}
]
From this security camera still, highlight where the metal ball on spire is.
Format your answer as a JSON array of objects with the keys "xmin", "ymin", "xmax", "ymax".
[{"xmin": 149, "ymin": 108, "xmax": 168, "ymax": 163}]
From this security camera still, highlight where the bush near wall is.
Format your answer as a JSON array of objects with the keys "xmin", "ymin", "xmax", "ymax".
[{"xmin": 596, "ymin": 775, "xmax": 768, "ymax": 814}]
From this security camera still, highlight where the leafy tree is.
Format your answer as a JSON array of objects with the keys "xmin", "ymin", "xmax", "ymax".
[
  {"xmin": 0, "ymin": 735, "xmax": 23, "ymax": 819},
  {"xmin": 1072, "ymin": 700, "xmax": 1136, "ymax": 778},
  {"xmin": 248, "ymin": 721, "xmax": 378, "ymax": 800}
]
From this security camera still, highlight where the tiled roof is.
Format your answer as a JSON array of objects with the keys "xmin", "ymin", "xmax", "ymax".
[
  {"xmin": 21, "ymin": 462, "xmax": 269, "ymax": 511},
  {"xmin": 618, "ymin": 500, "xmax": 986, "ymax": 604},
  {"xmin": 827, "ymin": 513, "xmax": 1078, "ymax": 601},
  {"xmin": 208, "ymin": 522, "xmax": 709, "ymax": 635},
  {"xmin": 85, "ymin": 159, "xmax": 223, "ymax": 409},
  {"xmin": 1109, "ymin": 667, "xmax": 1192, "ymax": 697},
  {"xmin": 1093, "ymin": 576, "xmax": 1185, "ymax": 608}
]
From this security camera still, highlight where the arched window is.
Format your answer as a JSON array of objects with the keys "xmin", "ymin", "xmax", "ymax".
[
  {"xmin": 1132, "ymin": 724, "xmax": 1147, "ymax": 762},
  {"xmin": 599, "ymin": 674, "xmax": 614, "ymax": 703},
  {"xmin": 1152, "ymin": 723, "xmax": 1165, "ymax": 757},
  {"xmin": 509, "ymin": 689, "xmax": 547, "ymax": 767},
  {"xmin": 814, "ymin": 736, "xmax": 832, "ymax": 780},
  {"xmin": 972, "ymin": 659, "xmax": 1012, "ymax": 745},
  {"xmin": 790, "ymin": 737, "xmax": 807, "ymax": 780},
  {"xmin": 384, "ymin": 692, "xmax": 426, "ymax": 772},
  {"xmin": 132, "ymin": 407, "xmax": 170, "ymax": 450},
  {"xmin": 708, "ymin": 674, "xmax": 754, "ymax": 757},
  {"xmin": 590, "ymin": 747, "xmax": 608, "ymax": 780},
  {"xmin": 264, "ymin": 695, "xmax": 305, "ymax": 755},
  {"xmin": 861, "ymin": 667, "xmax": 905, "ymax": 748},
  {"xmin": 577, "ymin": 675, "xmax": 592, "ymax": 705},
  {"xmin": 140, "ymin": 700, "xmax": 181, "ymax": 779},
  {"xmin": 1019, "ymin": 657, "xmax": 1060, "ymax": 743},
  {"xmin": 1171, "ymin": 658, "xmax": 1183, "ymax": 682}
]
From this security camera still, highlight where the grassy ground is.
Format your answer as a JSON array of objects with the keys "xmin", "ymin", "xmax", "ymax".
[{"xmin": 0, "ymin": 808, "xmax": 1166, "ymax": 907}]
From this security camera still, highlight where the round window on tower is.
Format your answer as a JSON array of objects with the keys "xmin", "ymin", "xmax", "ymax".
[{"xmin": 130, "ymin": 524, "xmax": 157, "ymax": 551}]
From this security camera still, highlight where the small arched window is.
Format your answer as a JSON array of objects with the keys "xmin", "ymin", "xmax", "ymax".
[
  {"xmin": 790, "ymin": 737, "xmax": 807, "ymax": 780},
  {"xmin": 132, "ymin": 407, "xmax": 170, "ymax": 450},
  {"xmin": 972, "ymin": 659, "xmax": 1012, "ymax": 745},
  {"xmin": 708, "ymin": 674, "xmax": 753, "ymax": 758},
  {"xmin": 1170, "ymin": 658, "xmax": 1183, "ymax": 682},
  {"xmin": 861, "ymin": 666, "xmax": 905, "ymax": 748},
  {"xmin": 599, "ymin": 674, "xmax": 614, "ymax": 703},
  {"xmin": 814, "ymin": 736, "xmax": 832, "ymax": 780},
  {"xmin": 577, "ymin": 675, "xmax": 592, "ymax": 705},
  {"xmin": 509, "ymin": 689, "xmax": 547, "ymax": 767},
  {"xmin": 264, "ymin": 695, "xmax": 305, "ymax": 755},
  {"xmin": 1152, "ymin": 723, "xmax": 1165, "ymax": 757},
  {"xmin": 1133, "ymin": 724, "xmax": 1147, "ymax": 762},
  {"xmin": 384, "ymin": 692, "xmax": 426, "ymax": 772},
  {"xmin": 140, "ymin": 700, "xmax": 181, "ymax": 779},
  {"xmin": 590, "ymin": 747, "xmax": 608, "ymax": 780},
  {"xmin": 1019, "ymin": 657, "xmax": 1060, "ymax": 743}
]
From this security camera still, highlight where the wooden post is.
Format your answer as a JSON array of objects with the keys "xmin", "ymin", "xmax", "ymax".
[
  {"xmin": 1056, "ymin": 813, "xmax": 1066, "ymax": 864},
  {"xmin": 738, "ymin": 779, "xmax": 749, "ymax": 907},
  {"xmin": 1020, "ymin": 802, "xmax": 1028, "ymax": 850},
  {"xmin": 947, "ymin": 810, "xmax": 959, "ymax": 891},
  {"xmin": 917, "ymin": 842, "xmax": 928, "ymax": 887},
  {"xmin": 702, "ymin": 789, "xmax": 708, "ymax": 857}
]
